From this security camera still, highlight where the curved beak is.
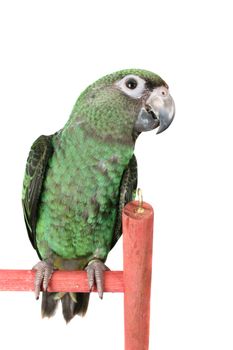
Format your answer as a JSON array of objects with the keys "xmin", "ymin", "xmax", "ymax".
[
  {"xmin": 134, "ymin": 86, "xmax": 175, "ymax": 134},
  {"xmin": 147, "ymin": 87, "xmax": 175, "ymax": 134}
]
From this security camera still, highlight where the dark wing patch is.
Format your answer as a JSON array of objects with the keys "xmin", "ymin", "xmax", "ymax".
[
  {"xmin": 22, "ymin": 135, "xmax": 54, "ymax": 257},
  {"xmin": 111, "ymin": 154, "xmax": 138, "ymax": 249}
]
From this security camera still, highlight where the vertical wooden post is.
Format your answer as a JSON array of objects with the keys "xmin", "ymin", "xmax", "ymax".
[{"xmin": 123, "ymin": 201, "xmax": 154, "ymax": 350}]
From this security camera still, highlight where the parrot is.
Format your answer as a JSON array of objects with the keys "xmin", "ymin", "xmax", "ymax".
[{"xmin": 22, "ymin": 69, "xmax": 175, "ymax": 322}]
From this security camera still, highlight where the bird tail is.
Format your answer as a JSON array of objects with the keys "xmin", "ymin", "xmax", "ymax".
[
  {"xmin": 61, "ymin": 292, "xmax": 90, "ymax": 323},
  {"xmin": 41, "ymin": 292, "xmax": 90, "ymax": 323}
]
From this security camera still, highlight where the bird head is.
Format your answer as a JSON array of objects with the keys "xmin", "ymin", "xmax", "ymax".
[{"xmin": 70, "ymin": 69, "xmax": 175, "ymax": 143}]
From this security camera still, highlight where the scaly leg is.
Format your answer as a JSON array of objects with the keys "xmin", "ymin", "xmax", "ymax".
[
  {"xmin": 32, "ymin": 260, "xmax": 54, "ymax": 300},
  {"xmin": 85, "ymin": 259, "xmax": 109, "ymax": 299}
]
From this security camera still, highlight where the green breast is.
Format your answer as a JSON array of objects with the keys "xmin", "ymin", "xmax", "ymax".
[{"xmin": 36, "ymin": 126, "xmax": 134, "ymax": 262}]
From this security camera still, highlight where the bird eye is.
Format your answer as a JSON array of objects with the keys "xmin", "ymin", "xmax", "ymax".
[
  {"xmin": 125, "ymin": 78, "xmax": 138, "ymax": 90},
  {"xmin": 115, "ymin": 75, "xmax": 146, "ymax": 99}
]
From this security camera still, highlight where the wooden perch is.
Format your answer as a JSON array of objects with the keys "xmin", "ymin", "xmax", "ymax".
[
  {"xmin": 0, "ymin": 270, "xmax": 124, "ymax": 293},
  {"xmin": 123, "ymin": 201, "xmax": 154, "ymax": 350},
  {"xmin": 0, "ymin": 200, "xmax": 154, "ymax": 350}
]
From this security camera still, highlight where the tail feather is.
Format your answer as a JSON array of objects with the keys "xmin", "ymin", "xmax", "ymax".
[
  {"xmin": 61, "ymin": 293, "xmax": 90, "ymax": 323},
  {"xmin": 41, "ymin": 292, "xmax": 90, "ymax": 322},
  {"xmin": 41, "ymin": 292, "xmax": 59, "ymax": 318}
]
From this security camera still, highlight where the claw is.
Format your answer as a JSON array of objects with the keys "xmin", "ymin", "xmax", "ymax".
[
  {"xmin": 86, "ymin": 265, "xmax": 95, "ymax": 291},
  {"xmin": 32, "ymin": 261, "xmax": 53, "ymax": 300},
  {"xmin": 85, "ymin": 259, "xmax": 109, "ymax": 299}
]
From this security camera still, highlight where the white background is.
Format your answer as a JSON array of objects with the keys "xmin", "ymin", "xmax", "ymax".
[{"xmin": 0, "ymin": 1, "xmax": 232, "ymax": 349}]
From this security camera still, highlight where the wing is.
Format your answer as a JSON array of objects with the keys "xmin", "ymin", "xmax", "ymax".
[
  {"xmin": 22, "ymin": 134, "xmax": 54, "ymax": 258},
  {"xmin": 111, "ymin": 154, "xmax": 138, "ymax": 249}
]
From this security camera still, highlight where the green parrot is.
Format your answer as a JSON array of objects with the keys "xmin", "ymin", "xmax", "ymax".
[{"xmin": 22, "ymin": 69, "xmax": 175, "ymax": 322}]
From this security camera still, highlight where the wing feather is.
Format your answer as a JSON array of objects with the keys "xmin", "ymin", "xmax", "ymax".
[
  {"xmin": 111, "ymin": 154, "xmax": 138, "ymax": 249},
  {"xmin": 22, "ymin": 135, "xmax": 54, "ymax": 257}
]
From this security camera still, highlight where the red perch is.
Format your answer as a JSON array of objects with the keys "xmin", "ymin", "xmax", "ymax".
[{"xmin": 123, "ymin": 200, "xmax": 154, "ymax": 350}]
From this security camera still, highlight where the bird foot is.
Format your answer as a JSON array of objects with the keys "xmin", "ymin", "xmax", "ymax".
[
  {"xmin": 85, "ymin": 259, "xmax": 109, "ymax": 299},
  {"xmin": 32, "ymin": 260, "xmax": 54, "ymax": 300}
]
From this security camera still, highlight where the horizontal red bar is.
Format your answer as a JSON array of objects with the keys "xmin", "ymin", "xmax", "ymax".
[{"xmin": 0, "ymin": 270, "xmax": 124, "ymax": 293}]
